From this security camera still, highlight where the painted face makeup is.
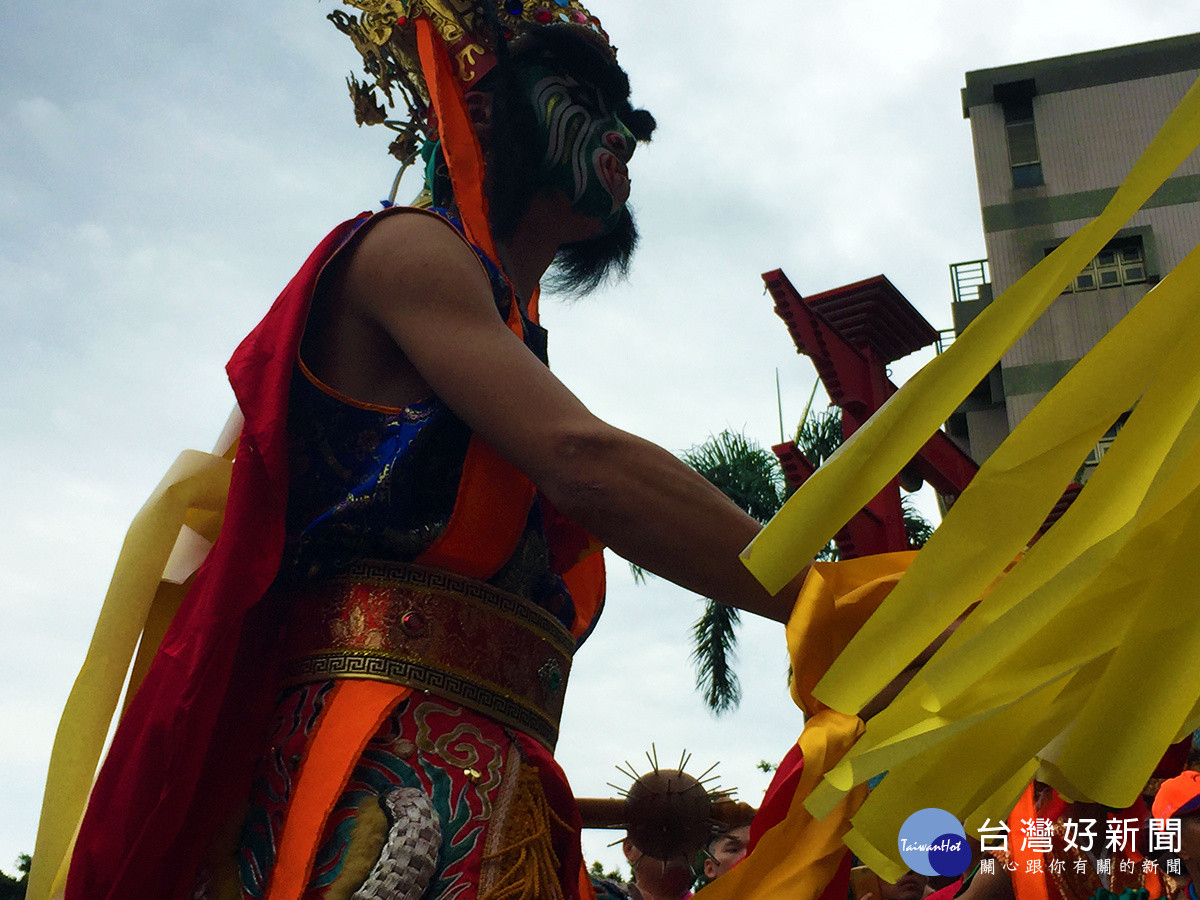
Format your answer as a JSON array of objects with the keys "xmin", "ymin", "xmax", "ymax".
[{"xmin": 521, "ymin": 63, "xmax": 636, "ymax": 233}]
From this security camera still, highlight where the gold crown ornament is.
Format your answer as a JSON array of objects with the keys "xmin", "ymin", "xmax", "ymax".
[
  {"xmin": 329, "ymin": 0, "xmax": 612, "ymax": 162},
  {"xmin": 324, "ymin": 0, "xmax": 618, "ymax": 290}
]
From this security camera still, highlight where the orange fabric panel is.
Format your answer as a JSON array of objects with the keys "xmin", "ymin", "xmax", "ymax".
[
  {"xmin": 415, "ymin": 16, "xmax": 495, "ymax": 264},
  {"xmin": 264, "ymin": 680, "xmax": 412, "ymax": 900},
  {"xmin": 416, "ymin": 437, "xmax": 539, "ymax": 579},
  {"xmin": 1006, "ymin": 784, "xmax": 1053, "ymax": 900},
  {"xmin": 577, "ymin": 860, "xmax": 598, "ymax": 900},
  {"xmin": 563, "ymin": 550, "xmax": 606, "ymax": 640},
  {"xmin": 412, "ymin": 16, "xmax": 545, "ymax": 582}
]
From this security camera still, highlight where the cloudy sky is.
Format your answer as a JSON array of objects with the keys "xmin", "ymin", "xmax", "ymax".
[{"xmin": 2, "ymin": 0, "xmax": 1197, "ymax": 880}]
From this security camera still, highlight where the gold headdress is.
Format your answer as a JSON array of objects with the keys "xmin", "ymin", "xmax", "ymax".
[
  {"xmin": 330, "ymin": 1, "xmax": 612, "ymax": 162},
  {"xmin": 327, "ymin": 0, "xmax": 616, "ymax": 268}
]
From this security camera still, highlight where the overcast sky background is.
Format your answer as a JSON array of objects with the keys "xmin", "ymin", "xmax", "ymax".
[{"xmin": 3, "ymin": 0, "xmax": 1198, "ymax": 880}]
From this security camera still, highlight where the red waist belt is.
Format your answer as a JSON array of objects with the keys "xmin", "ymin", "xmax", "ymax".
[{"xmin": 281, "ymin": 560, "xmax": 575, "ymax": 750}]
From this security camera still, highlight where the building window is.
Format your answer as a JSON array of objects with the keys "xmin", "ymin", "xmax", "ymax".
[
  {"xmin": 995, "ymin": 79, "xmax": 1043, "ymax": 188},
  {"xmin": 1081, "ymin": 412, "xmax": 1130, "ymax": 480},
  {"xmin": 1004, "ymin": 97, "xmax": 1043, "ymax": 187},
  {"xmin": 1051, "ymin": 237, "xmax": 1148, "ymax": 292}
]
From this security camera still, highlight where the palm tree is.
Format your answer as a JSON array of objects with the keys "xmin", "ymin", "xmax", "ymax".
[
  {"xmin": 675, "ymin": 407, "xmax": 935, "ymax": 714},
  {"xmin": 791, "ymin": 409, "xmax": 843, "ymax": 563},
  {"xmin": 678, "ymin": 431, "xmax": 786, "ymax": 713},
  {"xmin": 794, "ymin": 406, "xmax": 843, "ymax": 468}
]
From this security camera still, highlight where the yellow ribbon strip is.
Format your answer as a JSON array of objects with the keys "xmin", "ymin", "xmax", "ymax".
[
  {"xmin": 28, "ymin": 447, "xmax": 233, "ymax": 900},
  {"xmin": 818, "ymin": 205, "xmax": 1200, "ymax": 870},
  {"xmin": 732, "ymin": 72, "xmax": 1200, "ymax": 880},
  {"xmin": 832, "ymin": 458, "xmax": 1200, "ymax": 877},
  {"xmin": 819, "ymin": 236, "xmax": 1200, "ymax": 715},
  {"xmin": 816, "ymin": 202, "xmax": 1200, "ymax": 825},
  {"xmin": 800, "ymin": 239, "xmax": 1200, "ymax": 878},
  {"xmin": 741, "ymin": 72, "xmax": 1200, "ymax": 595},
  {"xmin": 692, "ymin": 709, "xmax": 866, "ymax": 900}
]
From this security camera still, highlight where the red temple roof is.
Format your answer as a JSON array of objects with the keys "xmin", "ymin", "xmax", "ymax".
[{"xmin": 804, "ymin": 274, "xmax": 939, "ymax": 363}]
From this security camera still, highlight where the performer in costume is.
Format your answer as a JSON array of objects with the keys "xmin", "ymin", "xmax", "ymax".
[
  {"xmin": 1152, "ymin": 770, "xmax": 1200, "ymax": 900},
  {"xmin": 41, "ymin": 5, "xmax": 817, "ymax": 900},
  {"xmin": 36, "ymin": 3, "xmax": 1059, "ymax": 898}
]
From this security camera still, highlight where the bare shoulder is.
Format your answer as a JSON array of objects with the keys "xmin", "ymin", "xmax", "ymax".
[
  {"xmin": 340, "ymin": 208, "xmax": 494, "ymax": 315},
  {"xmin": 302, "ymin": 208, "xmax": 502, "ymax": 408}
]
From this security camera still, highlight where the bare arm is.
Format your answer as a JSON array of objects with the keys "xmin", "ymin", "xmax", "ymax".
[
  {"xmin": 315, "ymin": 211, "xmax": 802, "ymax": 622},
  {"xmin": 858, "ymin": 608, "xmax": 972, "ymax": 721}
]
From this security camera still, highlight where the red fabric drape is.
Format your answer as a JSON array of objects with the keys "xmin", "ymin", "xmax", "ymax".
[{"xmin": 66, "ymin": 214, "xmax": 371, "ymax": 900}]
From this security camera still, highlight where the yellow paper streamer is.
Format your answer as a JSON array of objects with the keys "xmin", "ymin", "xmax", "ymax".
[
  {"xmin": 778, "ymin": 176, "xmax": 1200, "ymax": 879},
  {"xmin": 817, "ymin": 236, "xmax": 1200, "ymax": 714},
  {"xmin": 734, "ymin": 72, "xmax": 1200, "ymax": 884},
  {"xmin": 741, "ymin": 71, "xmax": 1200, "ymax": 595},
  {"xmin": 692, "ymin": 710, "xmax": 866, "ymax": 900},
  {"xmin": 28, "ymin": 448, "xmax": 233, "ymax": 900},
  {"xmin": 833, "ymin": 473, "xmax": 1200, "ymax": 876}
]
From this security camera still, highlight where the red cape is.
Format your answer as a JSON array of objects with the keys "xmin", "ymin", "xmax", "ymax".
[{"xmin": 67, "ymin": 214, "xmax": 370, "ymax": 900}]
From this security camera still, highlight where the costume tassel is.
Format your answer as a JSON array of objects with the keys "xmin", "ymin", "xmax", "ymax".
[{"xmin": 480, "ymin": 764, "xmax": 569, "ymax": 900}]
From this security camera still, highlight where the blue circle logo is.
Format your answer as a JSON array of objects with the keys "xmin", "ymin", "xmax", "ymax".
[{"xmin": 897, "ymin": 808, "xmax": 971, "ymax": 877}]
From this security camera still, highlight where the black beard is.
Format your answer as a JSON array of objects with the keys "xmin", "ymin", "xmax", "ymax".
[{"xmin": 544, "ymin": 205, "xmax": 638, "ymax": 296}]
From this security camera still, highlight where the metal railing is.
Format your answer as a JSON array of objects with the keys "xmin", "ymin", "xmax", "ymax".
[{"xmin": 950, "ymin": 258, "xmax": 990, "ymax": 305}]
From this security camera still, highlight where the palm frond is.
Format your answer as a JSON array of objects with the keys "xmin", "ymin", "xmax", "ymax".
[
  {"xmin": 814, "ymin": 538, "xmax": 840, "ymax": 561},
  {"xmin": 794, "ymin": 407, "xmax": 844, "ymax": 467},
  {"xmin": 680, "ymin": 431, "xmax": 786, "ymax": 523},
  {"xmin": 670, "ymin": 408, "xmax": 936, "ymax": 715},
  {"xmin": 677, "ymin": 431, "xmax": 782, "ymax": 713},
  {"xmin": 690, "ymin": 599, "xmax": 742, "ymax": 714},
  {"xmin": 902, "ymin": 495, "xmax": 936, "ymax": 548}
]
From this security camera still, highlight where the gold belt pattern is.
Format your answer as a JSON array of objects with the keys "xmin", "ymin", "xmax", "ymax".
[{"xmin": 281, "ymin": 560, "xmax": 575, "ymax": 750}]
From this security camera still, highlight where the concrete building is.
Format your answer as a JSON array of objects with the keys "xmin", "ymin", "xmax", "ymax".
[{"xmin": 947, "ymin": 33, "xmax": 1200, "ymax": 477}]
